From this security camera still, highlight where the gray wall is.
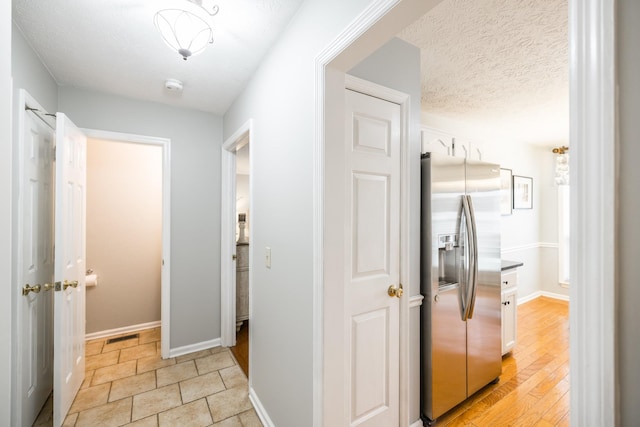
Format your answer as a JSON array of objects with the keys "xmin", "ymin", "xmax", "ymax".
[
  {"xmin": 348, "ymin": 37, "xmax": 423, "ymax": 424},
  {"xmin": 1, "ymin": 0, "xmax": 12, "ymax": 423},
  {"xmin": 11, "ymin": 23, "xmax": 58, "ymax": 113},
  {"xmin": 58, "ymin": 87, "xmax": 223, "ymax": 349},
  {"xmin": 222, "ymin": 0, "xmax": 374, "ymax": 424},
  {"xmin": 617, "ymin": 0, "xmax": 640, "ymax": 423}
]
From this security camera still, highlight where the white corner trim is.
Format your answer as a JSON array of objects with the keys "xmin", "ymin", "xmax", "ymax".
[
  {"xmin": 249, "ymin": 387, "xmax": 276, "ymax": 427},
  {"xmin": 409, "ymin": 294, "xmax": 424, "ymax": 308},
  {"xmin": 569, "ymin": 0, "xmax": 616, "ymax": 425},
  {"xmin": 167, "ymin": 338, "xmax": 221, "ymax": 359},
  {"xmin": 84, "ymin": 321, "xmax": 161, "ymax": 341},
  {"xmin": 410, "ymin": 420, "xmax": 424, "ymax": 427}
]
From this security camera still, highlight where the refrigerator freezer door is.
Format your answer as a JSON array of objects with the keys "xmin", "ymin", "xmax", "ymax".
[
  {"xmin": 421, "ymin": 153, "xmax": 467, "ymax": 420},
  {"xmin": 465, "ymin": 159, "xmax": 502, "ymax": 396}
]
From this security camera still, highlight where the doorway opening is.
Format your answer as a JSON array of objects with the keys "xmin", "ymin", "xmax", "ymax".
[
  {"xmin": 231, "ymin": 140, "xmax": 250, "ymax": 376},
  {"xmin": 82, "ymin": 129, "xmax": 172, "ymax": 358},
  {"xmin": 83, "ymin": 137, "xmax": 163, "ymax": 342},
  {"xmin": 221, "ymin": 120, "xmax": 253, "ymax": 378}
]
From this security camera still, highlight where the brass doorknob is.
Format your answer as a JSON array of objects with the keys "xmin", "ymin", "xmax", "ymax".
[
  {"xmin": 22, "ymin": 284, "xmax": 41, "ymax": 296},
  {"xmin": 388, "ymin": 284, "xmax": 404, "ymax": 298},
  {"xmin": 63, "ymin": 280, "xmax": 79, "ymax": 290},
  {"xmin": 42, "ymin": 283, "xmax": 54, "ymax": 292}
]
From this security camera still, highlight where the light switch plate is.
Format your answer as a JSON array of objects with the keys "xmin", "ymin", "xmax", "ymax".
[{"xmin": 265, "ymin": 247, "xmax": 271, "ymax": 268}]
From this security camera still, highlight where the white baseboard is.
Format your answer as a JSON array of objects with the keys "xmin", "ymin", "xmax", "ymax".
[
  {"xmin": 539, "ymin": 290, "xmax": 570, "ymax": 302},
  {"xmin": 168, "ymin": 338, "xmax": 222, "ymax": 359},
  {"xmin": 249, "ymin": 387, "xmax": 275, "ymax": 427},
  {"xmin": 85, "ymin": 320, "xmax": 161, "ymax": 341},
  {"xmin": 410, "ymin": 419, "xmax": 424, "ymax": 427},
  {"xmin": 518, "ymin": 291, "xmax": 570, "ymax": 305}
]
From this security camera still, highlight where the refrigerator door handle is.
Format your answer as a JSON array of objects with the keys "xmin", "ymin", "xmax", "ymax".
[
  {"xmin": 466, "ymin": 195, "xmax": 479, "ymax": 319},
  {"xmin": 461, "ymin": 195, "xmax": 476, "ymax": 321}
]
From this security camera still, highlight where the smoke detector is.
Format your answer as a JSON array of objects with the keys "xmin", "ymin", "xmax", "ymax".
[{"xmin": 165, "ymin": 78, "xmax": 183, "ymax": 92}]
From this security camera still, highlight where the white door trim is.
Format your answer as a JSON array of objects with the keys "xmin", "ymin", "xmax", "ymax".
[
  {"xmin": 82, "ymin": 129, "xmax": 172, "ymax": 359},
  {"xmin": 220, "ymin": 120, "xmax": 253, "ymax": 348},
  {"xmin": 346, "ymin": 74, "xmax": 411, "ymax": 426},
  {"xmin": 568, "ymin": 0, "xmax": 616, "ymax": 424}
]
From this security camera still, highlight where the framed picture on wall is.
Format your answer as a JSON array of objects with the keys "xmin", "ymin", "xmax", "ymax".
[
  {"xmin": 500, "ymin": 168, "xmax": 513, "ymax": 215},
  {"xmin": 513, "ymin": 175, "xmax": 533, "ymax": 209}
]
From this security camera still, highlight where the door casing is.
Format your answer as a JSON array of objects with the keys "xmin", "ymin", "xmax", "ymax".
[
  {"xmin": 82, "ymin": 129, "xmax": 171, "ymax": 359},
  {"xmin": 322, "ymin": 74, "xmax": 411, "ymax": 426},
  {"xmin": 220, "ymin": 120, "xmax": 253, "ymax": 349}
]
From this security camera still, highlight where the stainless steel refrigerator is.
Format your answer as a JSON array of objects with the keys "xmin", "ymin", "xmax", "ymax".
[{"xmin": 420, "ymin": 152, "xmax": 502, "ymax": 424}]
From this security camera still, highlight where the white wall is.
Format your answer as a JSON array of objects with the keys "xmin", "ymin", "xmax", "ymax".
[
  {"xmin": 422, "ymin": 112, "xmax": 567, "ymax": 300},
  {"xmin": 1, "ymin": 0, "xmax": 13, "ymax": 423},
  {"xmin": 617, "ymin": 0, "xmax": 640, "ymax": 422},
  {"xmin": 86, "ymin": 139, "xmax": 162, "ymax": 334},
  {"xmin": 59, "ymin": 87, "xmax": 223, "ymax": 349},
  {"xmin": 222, "ymin": 1, "xmax": 380, "ymax": 424}
]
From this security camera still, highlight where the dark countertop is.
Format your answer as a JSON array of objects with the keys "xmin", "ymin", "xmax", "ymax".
[{"xmin": 502, "ymin": 260, "xmax": 524, "ymax": 271}]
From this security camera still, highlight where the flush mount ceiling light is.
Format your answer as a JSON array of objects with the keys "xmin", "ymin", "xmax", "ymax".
[{"xmin": 154, "ymin": 0, "xmax": 219, "ymax": 61}]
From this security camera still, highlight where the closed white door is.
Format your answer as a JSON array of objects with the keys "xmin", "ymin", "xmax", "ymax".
[
  {"xmin": 16, "ymin": 105, "xmax": 55, "ymax": 426},
  {"xmin": 53, "ymin": 113, "xmax": 86, "ymax": 427},
  {"xmin": 344, "ymin": 89, "xmax": 401, "ymax": 426}
]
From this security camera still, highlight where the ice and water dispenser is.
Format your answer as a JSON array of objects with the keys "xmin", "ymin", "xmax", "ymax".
[{"xmin": 437, "ymin": 233, "xmax": 460, "ymax": 289}]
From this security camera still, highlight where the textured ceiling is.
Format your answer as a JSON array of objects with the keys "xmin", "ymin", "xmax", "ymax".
[
  {"xmin": 12, "ymin": 0, "xmax": 303, "ymax": 115},
  {"xmin": 398, "ymin": 0, "xmax": 569, "ymax": 146}
]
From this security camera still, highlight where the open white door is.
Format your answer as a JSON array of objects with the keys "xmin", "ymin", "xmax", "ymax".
[
  {"xmin": 53, "ymin": 113, "xmax": 86, "ymax": 427},
  {"xmin": 15, "ymin": 93, "xmax": 55, "ymax": 427}
]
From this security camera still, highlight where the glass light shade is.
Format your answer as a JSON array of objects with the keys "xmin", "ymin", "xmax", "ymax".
[
  {"xmin": 554, "ymin": 153, "xmax": 569, "ymax": 185},
  {"xmin": 154, "ymin": 9, "xmax": 213, "ymax": 60}
]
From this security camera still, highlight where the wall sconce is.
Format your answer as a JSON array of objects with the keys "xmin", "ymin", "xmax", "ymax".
[{"xmin": 552, "ymin": 146, "xmax": 569, "ymax": 185}]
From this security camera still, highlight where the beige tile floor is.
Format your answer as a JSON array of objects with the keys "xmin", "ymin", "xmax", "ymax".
[{"xmin": 32, "ymin": 328, "xmax": 262, "ymax": 427}]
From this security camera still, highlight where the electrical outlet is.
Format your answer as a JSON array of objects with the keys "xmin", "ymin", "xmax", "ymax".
[{"xmin": 265, "ymin": 247, "xmax": 271, "ymax": 268}]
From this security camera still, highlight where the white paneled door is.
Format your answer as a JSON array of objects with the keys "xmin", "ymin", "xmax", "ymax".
[
  {"xmin": 345, "ymin": 89, "xmax": 401, "ymax": 426},
  {"xmin": 53, "ymin": 113, "xmax": 87, "ymax": 427},
  {"xmin": 17, "ymin": 103, "xmax": 55, "ymax": 427}
]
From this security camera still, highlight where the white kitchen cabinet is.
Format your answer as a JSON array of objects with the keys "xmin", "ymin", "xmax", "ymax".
[
  {"xmin": 421, "ymin": 125, "xmax": 484, "ymax": 160},
  {"xmin": 501, "ymin": 269, "xmax": 518, "ymax": 355},
  {"xmin": 421, "ymin": 126, "xmax": 454, "ymax": 156},
  {"xmin": 453, "ymin": 138, "xmax": 485, "ymax": 161}
]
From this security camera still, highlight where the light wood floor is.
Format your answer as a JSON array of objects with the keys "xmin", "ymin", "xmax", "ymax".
[
  {"xmin": 231, "ymin": 321, "xmax": 249, "ymax": 377},
  {"xmin": 434, "ymin": 296, "xmax": 570, "ymax": 426}
]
